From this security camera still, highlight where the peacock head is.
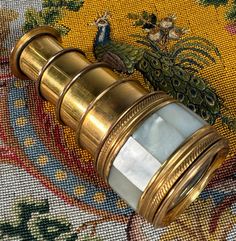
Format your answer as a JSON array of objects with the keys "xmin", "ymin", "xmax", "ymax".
[{"xmin": 94, "ymin": 12, "xmax": 110, "ymax": 28}]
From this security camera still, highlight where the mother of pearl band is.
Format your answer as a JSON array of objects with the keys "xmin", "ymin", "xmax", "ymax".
[{"xmin": 10, "ymin": 26, "xmax": 229, "ymax": 228}]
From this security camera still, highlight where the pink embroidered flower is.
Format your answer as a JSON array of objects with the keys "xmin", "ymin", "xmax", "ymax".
[{"xmin": 226, "ymin": 23, "xmax": 236, "ymax": 35}]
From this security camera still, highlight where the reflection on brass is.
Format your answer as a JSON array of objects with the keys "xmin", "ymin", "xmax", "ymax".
[
  {"xmin": 56, "ymin": 62, "xmax": 111, "ymax": 125},
  {"xmin": 10, "ymin": 26, "xmax": 229, "ymax": 228},
  {"xmin": 153, "ymin": 138, "xmax": 228, "ymax": 227},
  {"xmin": 96, "ymin": 92, "xmax": 177, "ymax": 181},
  {"xmin": 38, "ymin": 47, "xmax": 86, "ymax": 101},
  {"xmin": 138, "ymin": 125, "xmax": 225, "ymax": 226}
]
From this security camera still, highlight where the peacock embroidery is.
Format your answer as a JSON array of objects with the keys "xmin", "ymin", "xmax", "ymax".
[{"xmin": 93, "ymin": 11, "xmax": 236, "ymax": 130}]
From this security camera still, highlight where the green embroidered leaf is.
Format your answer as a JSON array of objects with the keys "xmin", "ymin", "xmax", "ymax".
[
  {"xmin": 226, "ymin": 4, "xmax": 236, "ymax": 21},
  {"xmin": 198, "ymin": 0, "xmax": 228, "ymax": 7},
  {"xmin": 179, "ymin": 58, "xmax": 205, "ymax": 70},
  {"xmin": 66, "ymin": 0, "xmax": 84, "ymax": 11},
  {"xmin": 23, "ymin": 0, "xmax": 84, "ymax": 33},
  {"xmin": 171, "ymin": 36, "xmax": 221, "ymax": 57},
  {"xmin": 55, "ymin": 24, "xmax": 71, "ymax": 35},
  {"xmin": 23, "ymin": 8, "xmax": 46, "ymax": 32},
  {"xmin": 128, "ymin": 11, "xmax": 158, "ymax": 29},
  {"xmin": 42, "ymin": 7, "xmax": 61, "ymax": 25},
  {"xmin": 127, "ymin": 13, "xmax": 139, "ymax": 20},
  {"xmin": 134, "ymin": 19, "xmax": 144, "ymax": 26},
  {"xmin": 172, "ymin": 47, "xmax": 216, "ymax": 63},
  {"xmin": 42, "ymin": 0, "xmax": 62, "ymax": 8},
  {"xmin": 176, "ymin": 52, "xmax": 210, "ymax": 65},
  {"xmin": 142, "ymin": 11, "xmax": 149, "ymax": 20},
  {"xmin": 42, "ymin": 0, "xmax": 84, "ymax": 11}
]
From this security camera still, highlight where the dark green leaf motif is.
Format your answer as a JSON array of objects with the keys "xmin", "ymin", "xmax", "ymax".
[
  {"xmin": 93, "ymin": 11, "xmax": 236, "ymax": 130},
  {"xmin": 23, "ymin": 0, "xmax": 84, "ymax": 34},
  {"xmin": 198, "ymin": 0, "xmax": 236, "ymax": 22},
  {"xmin": 0, "ymin": 197, "xmax": 77, "ymax": 241},
  {"xmin": 199, "ymin": 0, "xmax": 228, "ymax": 7},
  {"xmin": 0, "ymin": 197, "xmax": 103, "ymax": 241}
]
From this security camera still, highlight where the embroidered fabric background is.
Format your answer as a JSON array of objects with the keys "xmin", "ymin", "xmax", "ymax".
[{"xmin": 0, "ymin": 0, "xmax": 236, "ymax": 240}]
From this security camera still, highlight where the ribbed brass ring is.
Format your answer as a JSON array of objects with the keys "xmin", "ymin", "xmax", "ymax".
[
  {"xmin": 96, "ymin": 92, "xmax": 176, "ymax": 181},
  {"xmin": 10, "ymin": 26, "xmax": 61, "ymax": 79},
  {"xmin": 75, "ymin": 78, "xmax": 139, "ymax": 145},
  {"xmin": 153, "ymin": 138, "xmax": 229, "ymax": 227},
  {"xmin": 56, "ymin": 62, "xmax": 112, "ymax": 125},
  {"xmin": 140, "ymin": 126, "xmax": 217, "ymax": 221},
  {"xmin": 93, "ymin": 88, "xmax": 166, "ymax": 162},
  {"xmin": 139, "ymin": 126, "xmax": 215, "ymax": 218},
  {"xmin": 102, "ymin": 96, "xmax": 176, "ymax": 182},
  {"xmin": 138, "ymin": 125, "xmax": 220, "ymax": 224},
  {"xmin": 37, "ymin": 47, "xmax": 85, "ymax": 100}
]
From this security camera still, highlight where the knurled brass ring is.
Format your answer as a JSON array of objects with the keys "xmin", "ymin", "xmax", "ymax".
[
  {"xmin": 56, "ymin": 62, "xmax": 112, "ymax": 125},
  {"xmin": 153, "ymin": 138, "xmax": 229, "ymax": 227},
  {"xmin": 37, "ymin": 47, "xmax": 85, "ymax": 100},
  {"xmin": 138, "ymin": 125, "xmax": 220, "ymax": 223},
  {"xmin": 93, "ymin": 90, "xmax": 167, "ymax": 162},
  {"xmin": 96, "ymin": 92, "xmax": 176, "ymax": 181}
]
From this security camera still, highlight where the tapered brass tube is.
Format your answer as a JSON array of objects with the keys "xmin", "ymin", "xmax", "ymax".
[{"xmin": 10, "ymin": 26, "xmax": 229, "ymax": 227}]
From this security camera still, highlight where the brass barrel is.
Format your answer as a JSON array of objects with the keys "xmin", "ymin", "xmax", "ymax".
[{"xmin": 10, "ymin": 26, "xmax": 229, "ymax": 227}]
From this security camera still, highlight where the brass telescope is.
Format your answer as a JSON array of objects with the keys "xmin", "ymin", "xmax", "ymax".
[{"xmin": 10, "ymin": 26, "xmax": 229, "ymax": 227}]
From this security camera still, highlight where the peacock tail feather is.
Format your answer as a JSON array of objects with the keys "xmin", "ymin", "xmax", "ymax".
[
  {"xmin": 93, "ymin": 11, "xmax": 236, "ymax": 131},
  {"xmin": 131, "ymin": 35, "xmax": 223, "ymax": 125}
]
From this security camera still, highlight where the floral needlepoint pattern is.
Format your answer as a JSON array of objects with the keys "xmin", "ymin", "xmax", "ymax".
[
  {"xmin": 0, "ymin": 197, "xmax": 106, "ymax": 241},
  {"xmin": 198, "ymin": 0, "xmax": 236, "ymax": 34},
  {"xmin": 159, "ymin": 198, "xmax": 236, "ymax": 241},
  {"xmin": 23, "ymin": 0, "xmax": 84, "ymax": 35},
  {"xmin": 0, "ymin": 197, "xmax": 78, "ymax": 240}
]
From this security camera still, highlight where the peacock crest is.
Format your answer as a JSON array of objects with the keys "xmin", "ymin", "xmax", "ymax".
[{"xmin": 93, "ymin": 11, "xmax": 236, "ymax": 131}]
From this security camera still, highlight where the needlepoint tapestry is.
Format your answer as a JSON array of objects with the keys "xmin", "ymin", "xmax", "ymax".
[{"xmin": 0, "ymin": 0, "xmax": 236, "ymax": 240}]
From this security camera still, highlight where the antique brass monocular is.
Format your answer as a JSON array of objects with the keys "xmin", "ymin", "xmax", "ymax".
[{"xmin": 10, "ymin": 26, "xmax": 229, "ymax": 227}]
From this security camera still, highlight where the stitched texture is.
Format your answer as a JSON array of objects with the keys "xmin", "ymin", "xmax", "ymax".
[{"xmin": 0, "ymin": 1, "xmax": 235, "ymax": 240}]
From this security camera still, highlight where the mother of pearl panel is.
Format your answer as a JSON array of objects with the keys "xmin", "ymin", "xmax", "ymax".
[{"xmin": 108, "ymin": 103, "xmax": 207, "ymax": 210}]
